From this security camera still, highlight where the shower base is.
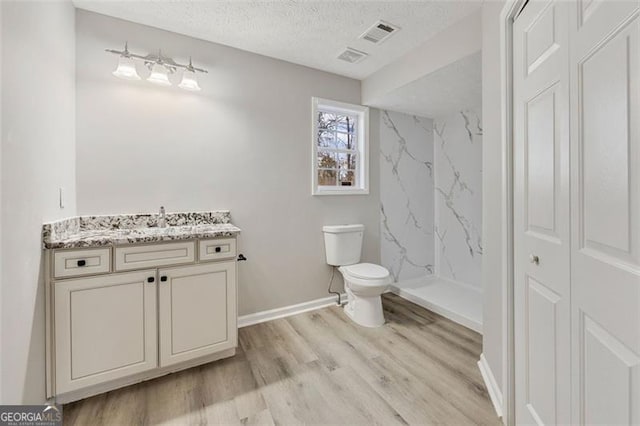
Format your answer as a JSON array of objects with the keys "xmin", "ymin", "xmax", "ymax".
[{"xmin": 390, "ymin": 275, "xmax": 482, "ymax": 333}]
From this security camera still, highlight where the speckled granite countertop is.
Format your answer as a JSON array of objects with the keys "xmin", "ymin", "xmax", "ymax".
[{"xmin": 43, "ymin": 211, "xmax": 241, "ymax": 249}]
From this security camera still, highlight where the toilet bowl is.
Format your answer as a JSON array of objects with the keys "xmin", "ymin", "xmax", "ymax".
[
  {"xmin": 339, "ymin": 263, "xmax": 391, "ymax": 327},
  {"xmin": 322, "ymin": 224, "xmax": 391, "ymax": 327}
]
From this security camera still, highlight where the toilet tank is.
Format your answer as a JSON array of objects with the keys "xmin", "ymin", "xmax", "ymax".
[{"xmin": 322, "ymin": 224, "xmax": 365, "ymax": 266}]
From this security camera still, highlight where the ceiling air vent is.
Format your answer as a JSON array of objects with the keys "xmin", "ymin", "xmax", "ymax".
[
  {"xmin": 360, "ymin": 20, "xmax": 400, "ymax": 44},
  {"xmin": 337, "ymin": 47, "xmax": 368, "ymax": 64}
]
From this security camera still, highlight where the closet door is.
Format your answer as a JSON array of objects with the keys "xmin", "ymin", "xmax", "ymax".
[
  {"xmin": 513, "ymin": 1, "xmax": 571, "ymax": 424},
  {"xmin": 569, "ymin": 1, "xmax": 640, "ymax": 424}
]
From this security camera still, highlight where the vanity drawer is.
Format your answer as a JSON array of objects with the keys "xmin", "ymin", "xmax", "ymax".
[
  {"xmin": 199, "ymin": 238, "xmax": 236, "ymax": 262},
  {"xmin": 54, "ymin": 248, "xmax": 111, "ymax": 278},
  {"xmin": 115, "ymin": 241, "xmax": 195, "ymax": 271}
]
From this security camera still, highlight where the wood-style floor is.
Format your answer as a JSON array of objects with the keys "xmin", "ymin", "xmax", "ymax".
[{"xmin": 63, "ymin": 294, "xmax": 500, "ymax": 425}]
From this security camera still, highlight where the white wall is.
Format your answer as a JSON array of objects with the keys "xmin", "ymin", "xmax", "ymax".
[
  {"xmin": 434, "ymin": 108, "xmax": 483, "ymax": 287},
  {"xmin": 481, "ymin": 0, "xmax": 508, "ymax": 401},
  {"xmin": 379, "ymin": 110, "xmax": 434, "ymax": 282},
  {"xmin": 362, "ymin": 10, "xmax": 481, "ymax": 108},
  {"xmin": 75, "ymin": 10, "xmax": 380, "ymax": 316},
  {"xmin": 1, "ymin": 0, "xmax": 76, "ymax": 403}
]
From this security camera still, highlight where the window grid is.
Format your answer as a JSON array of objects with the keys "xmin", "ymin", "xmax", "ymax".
[{"xmin": 317, "ymin": 110, "xmax": 359, "ymax": 188}]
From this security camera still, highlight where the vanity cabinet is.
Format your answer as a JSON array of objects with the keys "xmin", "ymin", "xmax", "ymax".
[{"xmin": 46, "ymin": 237, "xmax": 239, "ymax": 402}]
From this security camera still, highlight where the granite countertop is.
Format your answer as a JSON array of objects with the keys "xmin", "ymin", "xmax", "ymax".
[{"xmin": 43, "ymin": 210, "xmax": 241, "ymax": 250}]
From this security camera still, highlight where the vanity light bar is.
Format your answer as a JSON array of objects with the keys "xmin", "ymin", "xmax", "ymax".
[{"xmin": 106, "ymin": 42, "xmax": 208, "ymax": 91}]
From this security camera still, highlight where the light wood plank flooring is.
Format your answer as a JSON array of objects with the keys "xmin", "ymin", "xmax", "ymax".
[{"xmin": 63, "ymin": 294, "xmax": 500, "ymax": 425}]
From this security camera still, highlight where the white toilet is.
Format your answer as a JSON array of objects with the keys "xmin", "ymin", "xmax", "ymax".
[{"xmin": 323, "ymin": 224, "xmax": 391, "ymax": 327}]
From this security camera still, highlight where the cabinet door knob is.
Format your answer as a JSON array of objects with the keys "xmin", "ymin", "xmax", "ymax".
[
  {"xmin": 147, "ymin": 276, "xmax": 155, "ymax": 283},
  {"xmin": 215, "ymin": 246, "xmax": 221, "ymax": 253},
  {"xmin": 160, "ymin": 276, "xmax": 168, "ymax": 282},
  {"xmin": 77, "ymin": 259, "xmax": 87, "ymax": 267},
  {"xmin": 529, "ymin": 254, "xmax": 540, "ymax": 265}
]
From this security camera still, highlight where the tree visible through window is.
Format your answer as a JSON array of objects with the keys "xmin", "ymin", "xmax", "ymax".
[{"xmin": 317, "ymin": 111, "xmax": 358, "ymax": 187}]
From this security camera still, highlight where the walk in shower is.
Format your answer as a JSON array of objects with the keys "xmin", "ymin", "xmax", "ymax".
[{"xmin": 379, "ymin": 106, "xmax": 483, "ymax": 332}]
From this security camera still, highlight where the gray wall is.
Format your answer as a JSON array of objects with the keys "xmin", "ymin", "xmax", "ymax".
[
  {"xmin": 1, "ymin": 0, "xmax": 77, "ymax": 403},
  {"xmin": 481, "ymin": 0, "xmax": 508, "ymax": 397},
  {"xmin": 75, "ymin": 10, "xmax": 380, "ymax": 316}
]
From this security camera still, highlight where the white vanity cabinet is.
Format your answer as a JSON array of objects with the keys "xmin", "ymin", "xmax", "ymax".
[{"xmin": 46, "ymin": 237, "xmax": 239, "ymax": 403}]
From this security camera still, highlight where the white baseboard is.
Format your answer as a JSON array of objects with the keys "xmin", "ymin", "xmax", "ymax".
[
  {"xmin": 477, "ymin": 353, "xmax": 503, "ymax": 418},
  {"xmin": 238, "ymin": 293, "xmax": 347, "ymax": 328}
]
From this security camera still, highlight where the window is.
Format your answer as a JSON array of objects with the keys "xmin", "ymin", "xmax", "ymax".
[{"xmin": 312, "ymin": 97, "xmax": 369, "ymax": 195}]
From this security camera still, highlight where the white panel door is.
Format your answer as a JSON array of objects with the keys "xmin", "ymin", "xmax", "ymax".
[
  {"xmin": 569, "ymin": 1, "xmax": 640, "ymax": 424},
  {"xmin": 158, "ymin": 262, "xmax": 237, "ymax": 367},
  {"xmin": 514, "ymin": 1, "xmax": 571, "ymax": 424},
  {"xmin": 54, "ymin": 270, "xmax": 158, "ymax": 394}
]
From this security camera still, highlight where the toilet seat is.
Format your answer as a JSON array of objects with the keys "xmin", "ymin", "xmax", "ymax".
[
  {"xmin": 339, "ymin": 263, "xmax": 391, "ymax": 297},
  {"xmin": 341, "ymin": 263, "xmax": 389, "ymax": 280}
]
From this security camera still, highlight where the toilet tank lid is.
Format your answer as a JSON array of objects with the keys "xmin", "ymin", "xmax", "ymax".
[{"xmin": 323, "ymin": 224, "xmax": 365, "ymax": 234}]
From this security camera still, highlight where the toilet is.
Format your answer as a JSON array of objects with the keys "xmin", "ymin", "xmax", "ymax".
[{"xmin": 323, "ymin": 224, "xmax": 391, "ymax": 327}]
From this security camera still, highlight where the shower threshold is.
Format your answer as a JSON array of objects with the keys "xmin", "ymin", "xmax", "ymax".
[{"xmin": 390, "ymin": 275, "xmax": 483, "ymax": 333}]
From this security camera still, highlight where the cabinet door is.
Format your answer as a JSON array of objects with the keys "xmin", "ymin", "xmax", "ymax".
[
  {"xmin": 158, "ymin": 261, "xmax": 237, "ymax": 367},
  {"xmin": 54, "ymin": 270, "xmax": 158, "ymax": 394}
]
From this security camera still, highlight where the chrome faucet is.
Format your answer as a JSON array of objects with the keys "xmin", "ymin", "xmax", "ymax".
[{"xmin": 158, "ymin": 206, "xmax": 167, "ymax": 228}]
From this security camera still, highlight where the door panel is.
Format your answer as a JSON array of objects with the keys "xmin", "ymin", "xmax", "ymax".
[
  {"xmin": 526, "ymin": 277, "xmax": 561, "ymax": 424},
  {"xmin": 578, "ymin": 0, "xmax": 600, "ymax": 27},
  {"xmin": 580, "ymin": 19, "xmax": 636, "ymax": 260},
  {"xmin": 159, "ymin": 262, "xmax": 237, "ymax": 367},
  {"xmin": 171, "ymin": 272, "xmax": 228, "ymax": 353},
  {"xmin": 582, "ymin": 315, "xmax": 640, "ymax": 425},
  {"xmin": 514, "ymin": 1, "xmax": 571, "ymax": 424},
  {"xmin": 54, "ymin": 270, "xmax": 157, "ymax": 394},
  {"xmin": 526, "ymin": 84, "xmax": 560, "ymax": 241},
  {"xmin": 570, "ymin": 2, "xmax": 640, "ymax": 424},
  {"xmin": 526, "ymin": 3, "xmax": 560, "ymax": 75}
]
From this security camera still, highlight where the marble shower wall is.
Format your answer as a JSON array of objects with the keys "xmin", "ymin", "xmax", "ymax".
[
  {"xmin": 434, "ymin": 108, "xmax": 483, "ymax": 287},
  {"xmin": 379, "ymin": 110, "xmax": 435, "ymax": 282}
]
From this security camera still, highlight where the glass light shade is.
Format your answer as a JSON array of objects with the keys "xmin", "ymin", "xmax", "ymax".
[
  {"xmin": 179, "ymin": 70, "xmax": 201, "ymax": 91},
  {"xmin": 147, "ymin": 64, "xmax": 172, "ymax": 86},
  {"xmin": 112, "ymin": 56, "xmax": 140, "ymax": 80}
]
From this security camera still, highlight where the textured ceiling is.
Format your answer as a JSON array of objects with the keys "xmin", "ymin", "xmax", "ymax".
[
  {"xmin": 72, "ymin": 0, "xmax": 482, "ymax": 80},
  {"xmin": 367, "ymin": 51, "xmax": 482, "ymax": 118}
]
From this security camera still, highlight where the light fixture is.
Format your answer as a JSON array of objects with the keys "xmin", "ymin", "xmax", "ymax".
[
  {"xmin": 147, "ymin": 63, "xmax": 172, "ymax": 86},
  {"xmin": 113, "ymin": 56, "xmax": 140, "ymax": 80},
  {"xmin": 106, "ymin": 43, "xmax": 208, "ymax": 91},
  {"xmin": 178, "ymin": 58, "xmax": 201, "ymax": 91},
  {"xmin": 111, "ymin": 43, "xmax": 141, "ymax": 80}
]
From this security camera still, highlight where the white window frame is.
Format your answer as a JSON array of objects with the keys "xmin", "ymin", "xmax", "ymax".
[{"xmin": 311, "ymin": 97, "xmax": 369, "ymax": 196}]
